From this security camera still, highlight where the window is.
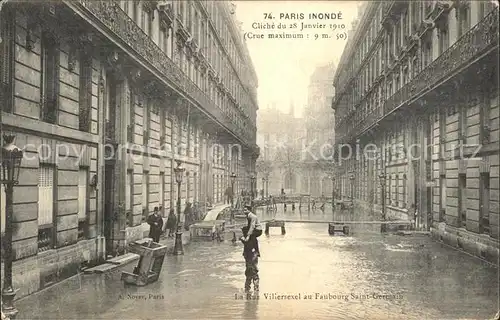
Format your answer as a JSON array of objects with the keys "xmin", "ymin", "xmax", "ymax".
[
  {"xmin": 402, "ymin": 174, "xmax": 407, "ymax": 207},
  {"xmin": 79, "ymin": 54, "xmax": 92, "ymax": 132},
  {"xmin": 143, "ymin": 98, "xmax": 149, "ymax": 145},
  {"xmin": 423, "ymin": 38, "xmax": 432, "ymax": 67},
  {"xmin": 395, "ymin": 174, "xmax": 400, "ymax": 206},
  {"xmin": 457, "ymin": 5, "xmax": 470, "ymax": 38},
  {"xmin": 193, "ymin": 172, "xmax": 198, "ymax": 202},
  {"xmin": 480, "ymin": 87, "xmax": 492, "ymax": 144},
  {"xmin": 458, "ymin": 173, "xmax": 467, "ymax": 228},
  {"xmin": 0, "ymin": 184, "xmax": 5, "ymax": 234},
  {"xmin": 194, "ymin": 127, "xmax": 199, "ymax": 158},
  {"xmin": 187, "ymin": 124, "xmax": 192, "ymax": 157},
  {"xmin": 133, "ymin": 2, "xmax": 139, "ymax": 23},
  {"xmin": 159, "ymin": 172, "xmax": 165, "ymax": 216},
  {"xmin": 0, "ymin": 11, "xmax": 14, "ymax": 113},
  {"xmin": 187, "ymin": 172, "xmax": 191, "ymax": 202},
  {"xmin": 177, "ymin": 117, "xmax": 183, "ymax": 155},
  {"xmin": 38, "ymin": 165, "xmax": 55, "ymax": 251},
  {"xmin": 438, "ymin": 23, "xmax": 449, "ymax": 54},
  {"xmin": 126, "ymin": 169, "xmax": 133, "ymax": 226},
  {"xmin": 142, "ymin": 171, "xmax": 150, "ymax": 222},
  {"xmin": 479, "ymin": 172, "xmax": 490, "ymax": 234},
  {"xmin": 41, "ymin": 34, "xmax": 59, "ymax": 124},
  {"xmin": 105, "ymin": 73, "xmax": 117, "ymax": 141},
  {"xmin": 78, "ymin": 167, "xmax": 88, "ymax": 240},
  {"xmin": 387, "ymin": 174, "xmax": 392, "ymax": 204},
  {"xmin": 160, "ymin": 107, "xmax": 166, "ymax": 150},
  {"xmin": 122, "ymin": 1, "xmax": 129, "ymax": 15},
  {"xmin": 439, "ymin": 174, "xmax": 446, "ymax": 222},
  {"xmin": 479, "ymin": 1, "xmax": 496, "ymax": 19},
  {"xmin": 128, "ymin": 91, "xmax": 135, "ymax": 143}
]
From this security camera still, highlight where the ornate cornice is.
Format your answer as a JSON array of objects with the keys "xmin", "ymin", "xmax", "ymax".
[{"xmin": 68, "ymin": 0, "xmax": 257, "ymax": 150}]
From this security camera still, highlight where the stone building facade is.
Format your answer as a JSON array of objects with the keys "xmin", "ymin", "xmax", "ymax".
[
  {"xmin": 303, "ymin": 63, "xmax": 336, "ymax": 198},
  {"xmin": 0, "ymin": 0, "xmax": 259, "ymax": 298},
  {"xmin": 256, "ymin": 105, "xmax": 304, "ymax": 196},
  {"xmin": 332, "ymin": 1, "xmax": 498, "ymax": 263}
]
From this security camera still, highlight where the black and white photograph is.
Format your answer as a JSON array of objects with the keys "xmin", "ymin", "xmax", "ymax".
[{"xmin": 0, "ymin": 0, "xmax": 498, "ymax": 319}]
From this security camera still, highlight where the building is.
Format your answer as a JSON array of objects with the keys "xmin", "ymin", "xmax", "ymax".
[
  {"xmin": 256, "ymin": 104, "xmax": 304, "ymax": 196},
  {"xmin": 332, "ymin": 1, "xmax": 498, "ymax": 262},
  {"xmin": 303, "ymin": 63, "xmax": 336, "ymax": 197},
  {"xmin": 0, "ymin": 0, "xmax": 259, "ymax": 298}
]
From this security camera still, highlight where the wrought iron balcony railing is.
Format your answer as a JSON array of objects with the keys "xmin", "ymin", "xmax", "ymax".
[
  {"xmin": 71, "ymin": 0, "xmax": 256, "ymax": 147},
  {"xmin": 335, "ymin": 10, "xmax": 499, "ymax": 145}
]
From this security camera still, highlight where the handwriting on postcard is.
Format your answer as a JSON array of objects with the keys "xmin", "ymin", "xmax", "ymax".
[{"xmin": 244, "ymin": 12, "xmax": 348, "ymax": 41}]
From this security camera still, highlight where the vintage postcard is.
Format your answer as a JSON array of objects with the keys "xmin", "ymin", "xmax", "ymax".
[{"xmin": 0, "ymin": 1, "xmax": 498, "ymax": 319}]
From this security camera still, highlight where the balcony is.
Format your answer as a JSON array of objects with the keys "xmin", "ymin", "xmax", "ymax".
[
  {"xmin": 69, "ymin": 0, "xmax": 256, "ymax": 149},
  {"xmin": 336, "ymin": 9, "xmax": 498, "ymax": 144}
]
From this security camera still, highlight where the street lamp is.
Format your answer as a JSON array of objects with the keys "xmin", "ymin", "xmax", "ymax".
[
  {"xmin": 1, "ymin": 134, "xmax": 24, "ymax": 319},
  {"xmin": 230, "ymin": 172, "xmax": 237, "ymax": 207},
  {"xmin": 173, "ymin": 160, "xmax": 185, "ymax": 255}
]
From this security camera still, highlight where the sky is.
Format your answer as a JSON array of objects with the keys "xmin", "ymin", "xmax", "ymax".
[{"xmin": 234, "ymin": 1, "xmax": 360, "ymax": 117}]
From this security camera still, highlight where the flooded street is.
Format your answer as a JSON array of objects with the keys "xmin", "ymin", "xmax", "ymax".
[{"xmin": 17, "ymin": 207, "xmax": 498, "ymax": 320}]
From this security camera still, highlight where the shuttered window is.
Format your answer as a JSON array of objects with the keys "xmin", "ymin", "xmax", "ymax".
[
  {"xmin": 126, "ymin": 170, "xmax": 133, "ymax": 226},
  {"xmin": 41, "ymin": 34, "xmax": 59, "ymax": 124},
  {"xmin": 38, "ymin": 165, "xmax": 54, "ymax": 226},
  {"xmin": 142, "ymin": 171, "xmax": 149, "ymax": 221},
  {"xmin": 159, "ymin": 172, "xmax": 165, "ymax": 216},
  {"xmin": 0, "ymin": 184, "xmax": 5, "ymax": 234},
  {"xmin": 78, "ymin": 169, "xmax": 88, "ymax": 220},
  {"xmin": 78, "ymin": 168, "xmax": 88, "ymax": 239},
  {"xmin": 38, "ymin": 165, "xmax": 54, "ymax": 251}
]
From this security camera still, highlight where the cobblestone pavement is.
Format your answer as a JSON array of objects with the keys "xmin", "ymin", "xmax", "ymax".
[{"xmin": 16, "ymin": 207, "xmax": 498, "ymax": 320}]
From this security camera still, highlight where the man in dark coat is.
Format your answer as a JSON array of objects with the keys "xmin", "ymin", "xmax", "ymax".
[
  {"xmin": 184, "ymin": 202, "xmax": 193, "ymax": 231},
  {"xmin": 166, "ymin": 208, "xmax": 177, "ymax": 237},
  {"xmin": 147, "ymin": 207, "xmax": 163, "ymax": 242}
]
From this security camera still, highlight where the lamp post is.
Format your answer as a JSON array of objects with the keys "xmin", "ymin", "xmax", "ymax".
[
  {"xmin": 230, "ymin": 172, "xmax": 237, "ymax": 207},
  {"xmin": 1, "ymin": 135, "xmax": 24, "ymax": 319},
  {"xmin": 379, "ymin": 173, "xmax": 387, "ymax": 232},
  {"xmin": 173, "ymin": 160, "xmax": 185, "ymax": 255}
]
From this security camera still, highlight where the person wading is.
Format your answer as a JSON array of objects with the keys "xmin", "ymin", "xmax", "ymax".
[
  {"xmin": 240, "ymin": 225, "xmax": 259, "ymax": 293},
  {"xmin": 242, "ymin": 205, "xmax": 263, "ymax": 257},
  {"xmin": 147, "ymin": 207, "xmax": 163, "ymax": 243}
]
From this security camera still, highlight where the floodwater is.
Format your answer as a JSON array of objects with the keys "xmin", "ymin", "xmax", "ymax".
[{"xmin": 17, "ymin": 206, "xmax": 498, "ymax": 320}]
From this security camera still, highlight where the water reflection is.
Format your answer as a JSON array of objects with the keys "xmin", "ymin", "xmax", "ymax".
[
  {"xmin": 242, "ymin": 298, "xmax": 259, "ymax": 319},
  {"xmin": 16, "ymin": 218, "xmax": 498, "ymax": 320}
]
